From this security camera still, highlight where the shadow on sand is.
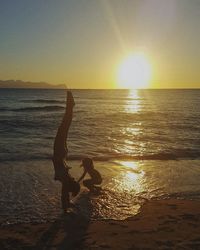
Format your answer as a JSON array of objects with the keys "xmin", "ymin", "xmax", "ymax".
[{"xmin": 36, "ymin": 192, "xmax": 92, "ymax": 250}]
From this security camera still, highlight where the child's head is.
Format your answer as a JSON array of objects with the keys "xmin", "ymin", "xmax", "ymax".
[{"xmin": 80, "ymin": 157, "xmax": 94, "ymax": 170}]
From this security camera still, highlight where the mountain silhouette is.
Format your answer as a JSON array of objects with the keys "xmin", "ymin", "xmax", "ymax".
[{"xmin": 0, "ymin": 80, "xmax": 66, "ymax": 89}]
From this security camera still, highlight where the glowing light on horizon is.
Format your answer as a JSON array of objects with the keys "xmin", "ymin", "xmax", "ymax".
[{"xmin": 117, "ymin": 53, "xmax": 152, "ymax": 89}]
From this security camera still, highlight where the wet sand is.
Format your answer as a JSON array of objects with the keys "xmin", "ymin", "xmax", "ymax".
[{"xmin": 1, "ymin": 199, "xmax": 200, "ymax": 249}]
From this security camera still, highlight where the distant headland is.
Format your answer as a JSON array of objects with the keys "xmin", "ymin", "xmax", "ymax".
[{"xmin": 0, "ymin": 80, "xmax": 66, "ymax": 89}]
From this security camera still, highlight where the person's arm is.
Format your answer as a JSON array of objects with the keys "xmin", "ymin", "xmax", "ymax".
[{"xmin": 78, "ymin": 170, "xmax": 87, "ymax": 183}]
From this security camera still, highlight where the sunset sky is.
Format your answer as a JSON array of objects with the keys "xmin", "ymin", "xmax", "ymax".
[{"xmin": 0, "ymin": 0, "xmax": 200, "ymax": 89}]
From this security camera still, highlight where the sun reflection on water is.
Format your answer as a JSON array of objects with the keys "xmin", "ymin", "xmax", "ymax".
[
  {"xmin": 113, "ymin": 161, "xmax": 145, "ymax": 194},
  {"xmin": 91, "ymin": 161, "xmax": 147, "ymax": 220},
  {"xmin": 99, "ymin": 90, "xmax": 147, "ymax": 219},
  {"xmin": 125, "ymin": 89, "xmax": 141, "ymax": 113},
  {"xmin": 119, "ymin": 161, "xmax": 139, "ymax": 169},
  {"xmin": 119, "ymin": 89, "xmax": 144, "ymax": 155}
]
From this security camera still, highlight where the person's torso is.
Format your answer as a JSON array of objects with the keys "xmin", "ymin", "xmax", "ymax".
[
  {"xmin": 52, "ymin": 158, "xmax": 72, "ymax": 181},
  {"xmin": 88, "ymin": 168, "xmax": 102, "ymax": 181}
]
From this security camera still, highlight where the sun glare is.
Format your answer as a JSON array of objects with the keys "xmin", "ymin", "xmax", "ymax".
[{"xmin": 117, "ymin": 53, "xmax": 152, "ymax": 89}]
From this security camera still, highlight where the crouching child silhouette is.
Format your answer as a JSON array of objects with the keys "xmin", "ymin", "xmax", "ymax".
[{"xmin": 78, "ymin": 157, "xmax": 102, "ymax": 192}]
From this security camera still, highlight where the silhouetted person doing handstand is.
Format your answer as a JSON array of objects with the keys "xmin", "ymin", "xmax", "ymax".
[{"xmin": 52, "ymin": 91, "xmax": 80, "ymax": 212}]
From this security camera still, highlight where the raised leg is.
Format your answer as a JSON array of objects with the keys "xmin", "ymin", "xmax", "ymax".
[
  {"xmin": 83, "ymin": 179, "xmax": 94, "ymax": 192},
  {"xmin": 58, "ymin": 91, "xmax": 75, "ymax": 143},
  {"xmin": 53, "ymin": 91, "xmax": 75, "ymax": 161}
]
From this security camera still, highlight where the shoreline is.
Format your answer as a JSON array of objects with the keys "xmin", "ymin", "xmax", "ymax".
[{"xmin": 1, "ymin": 198, "xmax": 200, "ymax": 249}]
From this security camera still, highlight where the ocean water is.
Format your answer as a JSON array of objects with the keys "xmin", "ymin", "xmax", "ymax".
[{"xmin": 0, "ymin": 88, "xmax": 200, "ymax": 224}]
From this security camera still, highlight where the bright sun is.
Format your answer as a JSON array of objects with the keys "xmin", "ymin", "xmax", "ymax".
[{"xmin": 117, "ymin": 53, "xmax": 152, "ymax": 89}]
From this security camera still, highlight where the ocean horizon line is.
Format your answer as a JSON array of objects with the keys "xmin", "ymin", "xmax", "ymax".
[{"xmin": 1, "ymin": 87, "xmax": 200, "ymax": 90}]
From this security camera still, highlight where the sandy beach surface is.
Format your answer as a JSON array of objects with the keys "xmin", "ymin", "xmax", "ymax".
[{"xmin": 1, "ymin": 198, "xmax": 200, "ymax": 250}]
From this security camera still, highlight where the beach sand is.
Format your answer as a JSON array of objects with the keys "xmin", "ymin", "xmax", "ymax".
[{"xmin": 1, "ymin": 199, "xmax": 200, "ymax": 250}]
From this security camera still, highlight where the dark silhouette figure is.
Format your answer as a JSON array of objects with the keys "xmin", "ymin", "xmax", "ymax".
[
  {"xmin": 53, "ymin": 91, "xmax": 80, "ymax": 212},
  {"xmin": 78, "ymin": 157, "xmax": 102, "ymax": 192}
]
